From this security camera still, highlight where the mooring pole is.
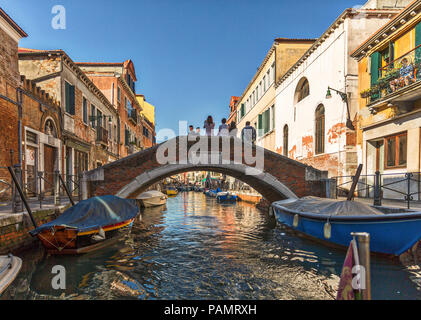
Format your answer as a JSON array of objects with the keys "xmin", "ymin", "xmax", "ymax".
[
  {"xmin": 347, "ymin": 164, "xmax": 363, "ymax": 201},
  {"xmin": 351, "ymin": 232, "xmax": 371, "ymax": 300},
  {"xmin": 58, "ymin": 173, "xmax": 75, "ymax": 206},
  {"xmin": 7, "ymin": 166, "xmax": 38, "ymax": 229}
]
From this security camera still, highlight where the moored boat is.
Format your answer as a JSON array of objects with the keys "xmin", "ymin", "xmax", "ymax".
[
  {"xmin": 271, "ymin": 196, "xmax": 421, "ymax": 256},
  {"xmin": 30, "ymin": 195, "xmax": 140, "ymax": 255},
  {"xmin": 165, "ymin": 186, "xmax": 178, "ymax": 196},
  {"xmin": 238, "ymin": 192, "xmax": 262, "ymax": 204},
  {"xmin": 136, "ymin": 190, "xmax": 167, "ymax": 208},
  {"xmin": 0, "ymin": 254, "xmax": 22, "ymax": 295},
  {"xmin": 216, "ymin": 192, "xmax": 238, "ymax": 202},
  {"xmin": 206, "ymin": 189, "xmax": 218, "ymax": 198}
]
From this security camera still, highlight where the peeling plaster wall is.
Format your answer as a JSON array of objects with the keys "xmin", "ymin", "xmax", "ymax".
[{"xmin": 275, "ymin": 12, "xmax": 395, "ymax": 178}]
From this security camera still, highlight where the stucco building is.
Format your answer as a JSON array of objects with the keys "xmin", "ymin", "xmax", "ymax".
[
  {"xmin": 275, "ymin": 0, "xmax": 410, "ymax": 178},
  {"xmin": 236, "ymin": 38, "xmax": 315, "ymax": 151},
  {"xmin": 352, "ymin": 0, "xmax": 421, "ymax": 197},
  {"xmin": 136, "ymin": 94, "xmax": 156, "ymax": 149}
]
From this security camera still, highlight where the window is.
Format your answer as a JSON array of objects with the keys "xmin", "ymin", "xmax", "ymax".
[
  {"xmin": 283, "ymin": 125, "xmax": 288, "ymax": 157},
  {"xmin": 82, "ymin": 97, "xmax": 88, "ymax": 124},
  {"xmin": 117, "ymin": 87, "xmax": 121, "ymax": 102},
  {"xmin": 97, "ymin": 109, "xmax": 103, "ymax": 128},
  {"xmin": 385, "ymin": 132, "xmax": 407, "ymax": 168},
  {"xmin": 263, "ymin": 108, "xmax": 270, "ymax": 135},
  {"xmin": 91, "ymin": 104, "xmax": 96, "ymax": 128},
  {"xmin": 263, "ymin": 76, "xmax": 266, "ymax": 92},
  {"xmin": 65, "ymin": 81, "xmax": 75, "ymax": 115},
  {"xmin": 26, "ymin": 130, "xmax": 38, "ymax": 144},
  {"xmin": 295, "ymin": 78, "xmax": 310, "ymax": 103},
  {"xmin": 143, "ymin": 126, "xmax": 150, "ymax": 138},
  {"xmin": 267, "ymin": 70, "xmax": 270, "ymax": 87},
  {"xmin": 271, "ymin": 105, "xmax": 275, "ymax": 130},
  {"xmin": 271, "ymin": 63, "xmax": 275, "ymax": 84},
  {"xmin": 240, "ymin": 103, "xmax": 245, "ymax": 118},
  {"xmin": 258, "ymin": 109, "xmax": 271, "ymax": 137},
  {"xmin": 315, "ymin": 104, "xmax": 325, "ymax": 155}
]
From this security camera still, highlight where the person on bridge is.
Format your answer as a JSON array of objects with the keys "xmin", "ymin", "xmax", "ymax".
[
  {"xmin": 217, "ymin": 118, "xmax": 229, "ymax": 136},
  {"xmin": 204, "ymin": 116, "xmax": 215, "ymax": 136},
  {"xmin": 188, "ymin": 125, "xmax": 196, "ymax": 136},
  {"xmin": 241, "ymin": 121, "xmax": 256, "ymax": 144},
  {"xmin": 229, "ymin": 121, "xmax": 237, "ymax": 137},
  {"xmin": 196, "ymin": 127, "xmax": 201, "ymax": 135}
]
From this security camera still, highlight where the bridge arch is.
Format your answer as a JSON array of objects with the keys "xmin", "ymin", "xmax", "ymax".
[{"xmin": 83, "ymin": 136, "xmax": 328, "ymax": 203}]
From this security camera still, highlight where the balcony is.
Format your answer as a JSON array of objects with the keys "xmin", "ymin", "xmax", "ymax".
[
  {"xmin": 362, "ymin": 46, "xmax": 421, "ymax": 114},
  {"xmin": 96, "ymin": 127, "xmax": 108, "ymax": 146},
  {"xmin": 128, "ymin": 108, "xmax": 138, "ymax": 125},
  {"xmin": 127, "ymin": 142, "xmax": 141, "ymax": 155}
]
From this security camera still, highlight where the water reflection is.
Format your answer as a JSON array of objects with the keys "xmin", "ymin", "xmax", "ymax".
[{"xmin": 2, "ymin": 192, "xmax": 421, "ymax": 300}]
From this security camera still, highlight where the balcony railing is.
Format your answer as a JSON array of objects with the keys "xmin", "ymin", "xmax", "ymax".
[
  {"xmin": 361, "ymin": 45, "xmax": 421, "ymax": 105},
  {"xmin": 96, "ymin": 127, "xmax": 108, "ymax": 145},
  {"xmin": 128, "ymin": 108, "xmax": 137, "ymax": 125}
]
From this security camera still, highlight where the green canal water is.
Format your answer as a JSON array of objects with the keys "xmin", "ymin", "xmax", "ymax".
[{"xmin": 2, "ymin": 192, "xmax": 421, "ymax": 300}]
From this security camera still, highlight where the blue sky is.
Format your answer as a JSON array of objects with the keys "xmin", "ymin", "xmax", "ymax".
[{"xmin": 1, "ymin": 0, "xmax": 360, "ymax": 139}]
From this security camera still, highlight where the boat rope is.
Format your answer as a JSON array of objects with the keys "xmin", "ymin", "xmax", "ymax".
[{"xmin": 38, "ymin": 231, "xmax": 78, "ymax": 252}]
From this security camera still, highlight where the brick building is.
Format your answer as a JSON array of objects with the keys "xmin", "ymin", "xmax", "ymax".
[
  {"xmin": 0, "ymin": 8, "xmax": 28, "ymax": 200},
  {"xmin": 76, "ymin": 61, "xmax": 144, "ymax": 157},
  {"xmin": 227, "ymin": 96, "xmax": 240, "ymax": 126},
  {"xmin": 0, "ymin": 9, "xmax": 64, "ymax": 199},
  {"xmin": 18, "ymin": 49, "xmax": 120, "ymax": 192}
]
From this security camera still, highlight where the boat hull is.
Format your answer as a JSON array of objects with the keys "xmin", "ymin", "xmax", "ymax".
[
  {"xmin": 216, "ymin": 192, "xmax": 238, "ymax": 202},
  {"xmin": 238, "ymin": 193, "xmax": 262, "ymax": 204},
  {"xmin": 165, "ymin": 190, "xmax": 178, "ymax": 196},
  {"xmin": 36, "ymin": 218, "xmax": 135, "ymax": 255},
  {"xmin": 0, "ymin": 255, "xmax": 22, "ymax": 295},
  {"xmin": 272, "ymin": 201, "xmax": 421, "ymax": 256}
]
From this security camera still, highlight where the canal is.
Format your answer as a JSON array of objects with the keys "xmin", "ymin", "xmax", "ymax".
[{"xmin": 2, "ymin": 191, "xmax": 421, "ymax": 300}]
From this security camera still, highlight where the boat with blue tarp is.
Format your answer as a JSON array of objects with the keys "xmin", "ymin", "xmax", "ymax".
[
  {"xmin": 271, "ymin": 196, "xmax": 421, "ymax": 256},
  {"xmin": 216, "ymin": 192, "xmax": 238, "ymax": 202},
  {"xmin": 30, "ymin": 195, "xmax": 140, "ymax": 255}
]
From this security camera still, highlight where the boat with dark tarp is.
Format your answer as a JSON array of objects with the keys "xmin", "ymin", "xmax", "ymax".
[
  {"xmin": 30, "ymin": 195, "xmax": 140, "ymax": 255},
  {"xmin": 271, "ymin": 196, "xmax": 421, "ymax": 256}
]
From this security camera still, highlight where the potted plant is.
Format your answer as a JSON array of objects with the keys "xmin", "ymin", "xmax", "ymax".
[{"xmin": 360, "ymin": 89, "xmax": 371, "ymax": 98}]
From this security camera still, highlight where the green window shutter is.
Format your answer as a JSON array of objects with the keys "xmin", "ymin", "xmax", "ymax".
[
  {"xmin": 117, "ymin": 119, "xmax": 121, "ymax": 144},
  {"xmin": 258, "ymin": 114, "xmax": 263, "ymax": 137},
  {"xmin": 69, "ymin": 85, "xmax": 75, "ymax": 115},
  {"xmin": 241, "ymin": 104, "xmax": 245, "ymax": 118},
  {"xmin": 370, "ymin": 52, "xmax": 381, "ymax": 86},
  {"xmin": 65, "ymin": 82, "xmax": 70, "ymax": 113},
  {"xmin": 415, "ymin": 22, "xmax": 421, "ymax": 67},
  {"xmin": 265, "ymin": 109, "xmax": 270, "ymax": 134}
]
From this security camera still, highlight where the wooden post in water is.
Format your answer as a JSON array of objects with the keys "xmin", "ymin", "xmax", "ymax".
[{"xmin": 351, "ymin": 232, "xmax": 371, "ymax": 300}]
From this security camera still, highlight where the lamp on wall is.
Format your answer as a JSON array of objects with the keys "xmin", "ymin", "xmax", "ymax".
[{"xmin": 326, "ymin": 86, "xmax": 355, "ymax": 130}]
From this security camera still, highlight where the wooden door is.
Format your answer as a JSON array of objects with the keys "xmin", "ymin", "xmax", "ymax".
[{"xmin": 44, "ymin": 145, "xmax": 56, "ymax": 195}]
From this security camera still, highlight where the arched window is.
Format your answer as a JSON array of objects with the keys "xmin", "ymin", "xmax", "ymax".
[
  {"xmin": 283, "ymin": 125, "xmax": 289, "ymax": 157},
  {"xmin": 315, "ymin": 104, "xmax": 325, "ymax": 155},
  {"xmin": 294, "ymin": 77, "xmax": 310, "ymax": 104}
]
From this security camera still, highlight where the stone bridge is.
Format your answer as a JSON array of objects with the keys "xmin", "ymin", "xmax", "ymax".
[{"xmin": 82, "ymin": 136, "xmax": 328, "ymax": 203}]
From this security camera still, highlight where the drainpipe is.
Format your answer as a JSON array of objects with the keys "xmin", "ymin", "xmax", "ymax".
[{"xmin": 16, "ymin": 87, "xmax": 23, "ymax": 167}]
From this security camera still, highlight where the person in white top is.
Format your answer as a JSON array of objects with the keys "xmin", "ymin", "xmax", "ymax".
[{"xmin": 217, "ymin": 118, "xmax": 229, "ymax": 136}]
